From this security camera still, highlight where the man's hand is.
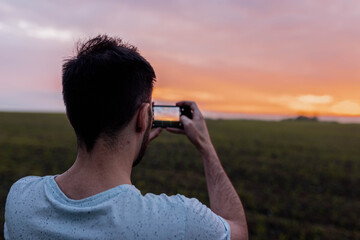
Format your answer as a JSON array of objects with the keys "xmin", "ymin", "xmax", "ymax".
[
  {"xmin": 167, "ymin": 100, "xmax": 248, "ymax": 240},
  {"xmin": 166, "ymin": 101, "xmax": 213, "ymax": 154},
  {"xmin": 148, "ymin": 128, "xmax": 162, "ymax": 142}
]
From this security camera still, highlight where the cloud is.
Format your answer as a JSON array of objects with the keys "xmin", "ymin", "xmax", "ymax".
[
  {"xmin": 0, "ymin": 19, "xmax": 75, "ymax": 42},
  {"xmin": 17, "ymin": 20, "xmax": 74, "ymax": 42},
  {"xmin": 298, "ymin": 95, "xmax": 333, "ymax": 104},
  {"xmin": 269, "ymin": 94, "xmax": 333, "ymax": 113},
  {"xmin": 331, "ymin": 100, "xmax": 360, "ymax": 116},
  {"xmin": 268, "ymin": 94, "xmax": 360, "ymax": 116}
]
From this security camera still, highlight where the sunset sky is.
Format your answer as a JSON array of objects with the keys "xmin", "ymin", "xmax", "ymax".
[{"xmin": 1, "ymin": 0, "xmax": 359, "ymax": 121}]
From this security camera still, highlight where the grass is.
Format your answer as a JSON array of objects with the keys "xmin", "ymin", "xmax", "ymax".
[{"xmin": 1, "ymin": 112, "xmax": 359, "ymax": 239}]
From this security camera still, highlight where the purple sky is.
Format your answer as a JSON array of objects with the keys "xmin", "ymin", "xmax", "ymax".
[{"xmin": 1, "ymin": 0, "xmax": 360, "ymax": 122}]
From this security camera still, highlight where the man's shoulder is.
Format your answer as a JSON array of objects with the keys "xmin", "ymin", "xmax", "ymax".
[
  {"xmin": 12, "ymin": 175, "xmax": 43, "ymax": 185},
  {"xmin": 140, "ymin": 192, "xmax": 213, "ymax": 220},
  {"xmin": 6, "ymin": 175, "xmax": 50, "ymax": 203},
  {"xmin": 9, "ymin": 175, "xmax": 47, "ymax": 190},
  {"xmin": 143, "ymin": 192, "xmax": 185, "ymax": 203},
  {"xmin": 144, "ymin": 192, "xmax": 203, "ymax": 208},
  {"xmin": 141, "ymin": 192, "xmax": 203, "ymax": 210},
  {"xmin": 135, "ymin": 192, "xmax": 185, "ymax": 215},
  {"xmin": 141, "ymin": 192, "xmax": 230, "ymax": 239}
]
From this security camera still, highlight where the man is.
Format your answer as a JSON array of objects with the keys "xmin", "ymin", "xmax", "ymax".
[{"xmin": 5, "ymin": 35, "xmax": 248, "ymax": 239}]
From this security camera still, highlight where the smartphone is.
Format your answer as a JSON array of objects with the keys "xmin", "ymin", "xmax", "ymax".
[{"xmin": 152, "ymin": 105, "xmax": 192, "ymax": 128}]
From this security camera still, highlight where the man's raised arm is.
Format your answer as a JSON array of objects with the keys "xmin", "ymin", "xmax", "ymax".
[{"xmin": 167, "ymin": 101, "xmax": 248, "ymax": 240}]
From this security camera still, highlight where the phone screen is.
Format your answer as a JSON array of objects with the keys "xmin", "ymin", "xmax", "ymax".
[{"xmin": 153, "ymin": 106, "xmax": 180, "ymax": 121}]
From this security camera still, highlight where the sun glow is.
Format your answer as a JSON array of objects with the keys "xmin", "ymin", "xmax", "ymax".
[{"xmin": 153, "ymin": 86, "xmax": 360, "ymax": 117}]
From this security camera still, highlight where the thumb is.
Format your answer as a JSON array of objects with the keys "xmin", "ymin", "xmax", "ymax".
[{"xmin": 180, "ymin": 115, "xmax": 192, "ymax": 127}]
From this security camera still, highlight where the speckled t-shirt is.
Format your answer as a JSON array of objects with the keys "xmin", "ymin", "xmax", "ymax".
[{"xmin": 4, "ymin": 176, "xmax": 230, "ymax": 239}]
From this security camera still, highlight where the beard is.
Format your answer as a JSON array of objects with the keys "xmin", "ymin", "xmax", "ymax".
[{"xmin": 132, "ymin": 107, "xmax": 152, "ymax": 167}]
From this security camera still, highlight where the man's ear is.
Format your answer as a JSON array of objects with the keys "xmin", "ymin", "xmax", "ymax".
[{"xmin": 136, "ymin": 102, "xmax": 151, "ymax": 133}]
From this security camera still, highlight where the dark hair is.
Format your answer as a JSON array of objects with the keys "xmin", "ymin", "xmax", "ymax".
[{"xmin": 62, "ymin": 35, "xmax": 156, "ymax": 152}]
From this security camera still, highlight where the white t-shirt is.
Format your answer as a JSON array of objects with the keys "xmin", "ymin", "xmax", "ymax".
[{"xmin": 5, "ymin": 175, "xmax": 230, "ymax": 239}]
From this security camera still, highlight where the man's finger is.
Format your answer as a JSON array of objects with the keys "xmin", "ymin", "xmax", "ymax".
[
  {"xmin": 176, "ymin": 101, "xmax": 202, "ymax": 119},
  {"xmin": 149, "ymin": 128, "xmax": 162, "ymax": 142},
  {"xmin": 180, "ymin": 115, "xmax": 192, "ymax": 128},
  {"xmin": 166, "ymin": 127, "xmax": 185, "ymax": 135}
]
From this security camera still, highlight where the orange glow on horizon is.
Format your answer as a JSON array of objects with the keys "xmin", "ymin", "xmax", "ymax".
[
  {"xmin": 147, "ymin": 46, "xmax": 360, "ymax": 118},
  {"xmin": 153, "ymin": 86, "xmax": 360, "ymax": 117}
]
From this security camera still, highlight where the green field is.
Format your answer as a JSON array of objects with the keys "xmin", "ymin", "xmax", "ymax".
[{"xmin": 1, "ymin": 112, "xmax": 359, "ymax": 239}]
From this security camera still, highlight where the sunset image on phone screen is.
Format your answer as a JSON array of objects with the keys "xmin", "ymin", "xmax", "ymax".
[{"xmin": 154, "ymin": 107, "xmax": 180, "ymax": 121}]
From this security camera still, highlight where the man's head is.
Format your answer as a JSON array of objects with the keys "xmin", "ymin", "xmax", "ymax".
[{"xmin": 62, "ymin": 35, "xmax": 156, "ymax": 159}]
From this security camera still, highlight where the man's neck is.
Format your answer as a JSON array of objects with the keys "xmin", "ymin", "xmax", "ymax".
[{"xmin": 55, "ymin": 139, "xmax": 136, "ymax": 200}]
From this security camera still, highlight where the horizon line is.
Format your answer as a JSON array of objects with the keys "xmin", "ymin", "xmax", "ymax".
[{"xmin": 1, "ymin": 108, "xmax": 360, "ymax": 124}]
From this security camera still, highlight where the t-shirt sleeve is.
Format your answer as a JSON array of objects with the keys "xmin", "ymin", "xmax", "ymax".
[{"xmin": 177, "ymin": 195, "xmax": 231, "ymax": 240}]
